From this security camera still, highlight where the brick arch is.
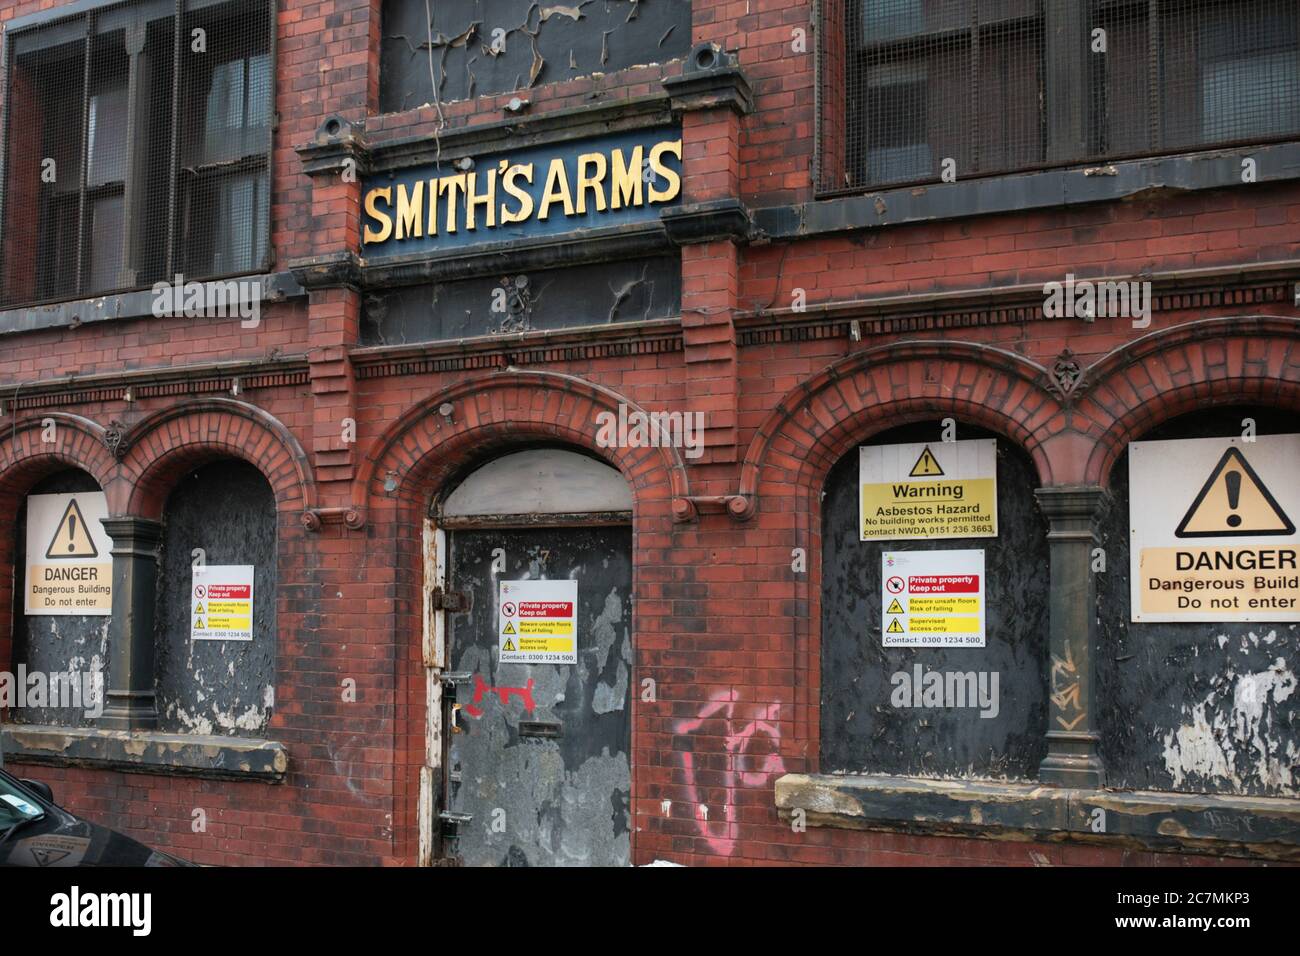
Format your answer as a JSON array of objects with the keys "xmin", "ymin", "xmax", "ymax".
[
  {"xmin": 0, "ymin": 413, "xmax": 118, "ymax": 501},
  {"xmin": 356, "ymin": 369, "xmax": 692, "ymax": 517},
  {"xmin": 119, "ymin": 399, "xmax": 317, "ymax": 519},
  {"xmin": 0, "ymin": 413, "xmax": 120, "ymax": 672},
  {"xmin": 1075, "ymin": 317, "xmax": 1300, "ymax": 486},
  {"xmin": 737, "ymin": 340, "xmax": 1062, "ymax": 511},
  {"xmin": 361, "ymin": 369, "xmax": 692, "ymax": 865}
]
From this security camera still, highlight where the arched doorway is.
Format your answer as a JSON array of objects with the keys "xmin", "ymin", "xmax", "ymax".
[{"xmin": 432, "ymin": 448, "xmax": 634, "ymax": 866}]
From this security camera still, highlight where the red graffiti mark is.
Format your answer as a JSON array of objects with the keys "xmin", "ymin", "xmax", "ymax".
[
  {"xmin": 463, "ymin": 674, "xmax": 536, "ymax": 718},
  {"xmin": 675, "ymin": 690, "xmax": 786, "ymax": 857}
]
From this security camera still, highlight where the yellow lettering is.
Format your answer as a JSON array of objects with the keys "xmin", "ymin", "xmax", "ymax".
[
  {"xmin": 426, "ymin": 177, "xmax": 439, "ymax": 236},
  {"xmin": 609, "ymin": 146, "xmax": 643, "ymax": 210},
  {"xmin": 465, "ymin": 169, "xmax": 497, "ymax": 231},
  {"xmin": 440, "ymin": 174, "xmax": 467, "ymax": 233},
  {"xmin": 499, "ymin": 163, "xmax": 535, "ymax": 224},
  {"xmin": 395, "ymin": 181, "xmax": 424, "ymax": 240},
  {"xmin": 575, "ymin": 152, "xmax": 607, "ymax": 214},
  {"xmin": 362, "ymin": 187, "xmax": 393, "ymax": 244},
  {"xmin": 537, "ymin": 158, "xmax": 575, "ymax": 221},
  {"xmin": 647, "ymin": 139, "xmax": 682, "ymax": 204}
]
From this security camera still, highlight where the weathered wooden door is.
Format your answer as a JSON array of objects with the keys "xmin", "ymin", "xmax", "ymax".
[{"xmin": 443, "ymin": 525, "xmax": 633, "ymax": 866}]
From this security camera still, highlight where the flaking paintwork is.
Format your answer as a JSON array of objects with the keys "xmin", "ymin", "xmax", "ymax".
[
  {"xmin": 820, "ymin": 425, "xmax": 1049, "ymax": 780},
  {"xmin": 445, "ymin": 525, "xmax": 632, "ymax": 866},
  {"xmin": 1096, "ymin": 408, "xmax": 1300, "ymax": 798},
  {"xmin": 155, "ymin": 461, "xmax": 278, "ymax": 737}
]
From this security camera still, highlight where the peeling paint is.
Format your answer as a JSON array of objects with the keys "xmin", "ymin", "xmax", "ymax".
[
  {"xmin": 379, "ymin": 0, "xmax": 690, "ymax": 110},
  {"xmin": 447, "ymin": 525, "xmax": 633, "ymax": 866},
  {"xmin": 1162, "ymin": 654, "xmax": 1298, "ymax": 794}
]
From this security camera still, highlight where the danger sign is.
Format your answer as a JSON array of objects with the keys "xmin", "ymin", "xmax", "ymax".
[
  {"xmin": 499, "ymin": 580, "xmax": 578, "ymax": 664},
  {"xmin": 24, "ymin": 492, "xmax": 113, "ymax": 616},
  {"xmin": 881, "ymin": 550, "xmax": 985, "ymax": 647},
  {"xmin": 860, "ymin": 440, "xmax": 997, "ymax": 540},
  {"xmin": 1130, "ymin": 434, "xmax": 1300, "ymax": 622},
  {"xmin": 191, "ymin": 565, "xmax": 255, "ymax": 641}
]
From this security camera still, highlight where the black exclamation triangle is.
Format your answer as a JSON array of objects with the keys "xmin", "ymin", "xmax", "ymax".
[{"xmin": 1224, "ymin": 470, "xmax": 1242, "ymax": 528}]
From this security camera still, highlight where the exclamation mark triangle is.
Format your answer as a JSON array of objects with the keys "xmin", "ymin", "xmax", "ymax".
[
  {"xmin": 45, "ymin": 499, "xmax": 98, "ymax": 559},
  {"xmin": 1175, "ymin": 447, "xmax": 1294, "ymax": 537},
  {"xmin": 909, "ymin": 446, "xmax": 945, "ymax": 477}
]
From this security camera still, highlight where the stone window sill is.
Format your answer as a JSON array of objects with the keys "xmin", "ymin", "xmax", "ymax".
[
  {"xmin": 2, "ymin": 724, "xmax": 288, "ymax": 782},
  {"xmin": 775, "ymin": 772, "xmax": 1300, "ymax": 862}
]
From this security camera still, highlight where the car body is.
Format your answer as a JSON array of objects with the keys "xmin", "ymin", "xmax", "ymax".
[{"xmin": 0, "ymin": 767, "xmax": 193, "ymax": 867}]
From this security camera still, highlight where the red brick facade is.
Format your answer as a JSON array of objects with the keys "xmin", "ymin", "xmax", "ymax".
[{"xmin": 0, "ymin": 0, "xmax": 1297, "ymax": 865}]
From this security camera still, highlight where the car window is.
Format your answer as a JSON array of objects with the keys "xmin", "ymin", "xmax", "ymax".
[{"xmin": 0, "ymin": 774, "xmax": 45, "ymax": 825}]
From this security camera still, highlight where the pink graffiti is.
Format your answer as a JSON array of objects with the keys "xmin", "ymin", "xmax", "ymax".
[
  {"xmin": 463, "ymin": 674, "xmax": 536, "ymax": 718},
  {"xmin": 676, "ymin": 689, "xmax": 786, "ymax": 856}
]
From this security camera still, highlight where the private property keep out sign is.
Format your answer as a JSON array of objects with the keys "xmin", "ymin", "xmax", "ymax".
[
  {"xmin": 499, "ymin": 580, "xmax": 578, "ymax": 664},
  {"xmin": 192, "ymin": 566, "xmax": 255, "ymax": 641},
  {"xmin": 881, "ymin": 551, "xmax": 986, "ymax": 647},
  {"xmin": 906, "ymin": 575, "xmax": 979, "ymax": 593}
]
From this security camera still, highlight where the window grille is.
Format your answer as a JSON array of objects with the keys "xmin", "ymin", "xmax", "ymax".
[
  {"xmin": 0, "ymin": 0, "xmax": 274, "ymax": 309},
  {"xmin": 819, "ymin": 0, "xmax": 1300, "ymax": 194}
]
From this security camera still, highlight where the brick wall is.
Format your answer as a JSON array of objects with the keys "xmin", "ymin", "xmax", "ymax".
[{"xmin": 0, "ymin": 0, "xmax": 1296, "ymax": 866}]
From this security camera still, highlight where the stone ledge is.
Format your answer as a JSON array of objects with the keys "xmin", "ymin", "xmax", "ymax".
[
  {"xmin": 2, "ymin": 725, "xmax": 288, "ymax": 782},
  {"xmin": 775, "ymin": 772, "xmax": 1300, "ymax": 862}
]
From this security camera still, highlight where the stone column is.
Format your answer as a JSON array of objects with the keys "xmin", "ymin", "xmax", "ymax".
[
  {"xmin": 1034, "ymin": 486, "xmax": 1108, "ymax": 787},
  {"xmin": 99, "ymin": 517, "xmax": 162, "ymax": 731}
]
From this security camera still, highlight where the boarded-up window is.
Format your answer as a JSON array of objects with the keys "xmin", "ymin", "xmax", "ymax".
[
  {"xmin": 1096, "ymin": 407, "xmax": 1299, "ymax": 798},
  {"xmin": 378, "ymin": 0, "xmax": 691, "ymax": 112},
  {"xmin": 154, "ymin": 459, "xmax": 277, "ymax": 737},
  {"xmin": 820, "ymin": 424, "xmax": 1049, "ymax": 779},
  {"xmin": 9, "ymin": 470, "xmax": 107, "ymax": 728}
]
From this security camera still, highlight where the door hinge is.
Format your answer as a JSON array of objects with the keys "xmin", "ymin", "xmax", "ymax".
[{"xmin": 431, "ymin": 588, "xmax": 470, "ymax": 613}]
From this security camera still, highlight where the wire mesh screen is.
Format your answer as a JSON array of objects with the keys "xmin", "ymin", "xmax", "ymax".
[
  {"xmin": 819, "ymin": 0, "xmax": 1300, "ymax": 195},
  {"xmin": 0, "ymin": 0, "xmax": 272, "ymax": 309}
]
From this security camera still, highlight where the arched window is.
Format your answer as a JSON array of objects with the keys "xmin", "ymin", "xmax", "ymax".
[
  {"xmin": 820, "ymin": 423, "xmax": 1049, "ymax": 779},
  {"xmin": 155, "ymin": 459, "xmax": 277, "ymax": 736}
]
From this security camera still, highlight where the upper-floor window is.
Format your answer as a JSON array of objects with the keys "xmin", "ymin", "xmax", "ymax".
[
  {"xmin": 378, "ymin": 0, "xmax": 691, "ymax": 113},
  {"xmin": 0, "ymin": 0, "xmax": 273, "ymax": 310},
  {"xmin": 819, "ymin": 0, "xmax": 1300, "ymax": 194}
]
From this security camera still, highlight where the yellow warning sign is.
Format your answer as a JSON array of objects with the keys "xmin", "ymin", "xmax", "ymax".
[
  {"xmin": 909, "ymin": 446, "xmax": 945, "ymax": 477},
  {"xmin": 44, "ymin": 499, "xmax": 98, "ymax": 559},
  {"xmin": 907, "ymin": 596, "xmax": 980, "ymax": 613},
  {"xmin": 519, "ymin": 620, "xmax": 573, "ymax": 635},
  {"xmin": 908, "ymin": 616, "xmax": 982, "ymax": 634},
  {"xmin": 194, "ymin": 617, "xmax": 205, "ymax": 629},
  {"xmin": 502, "ymin": 621, "xmax": 516, "ymax": 635},
  {"xmin": 193, "ymin": 602, "xmax": 204, "ymax": 614},
  {"xmin": 885, "ymin": 618, "xmax": 904, "ymax": 633},
  {"xmin": 886, "ymin": 598, "xmax": 904, "ymax": 614},
  {"xmin": 860, "ymin": 439, "xmax": 998, "ymax": 540},
  {"xmin": 1175, "ymin": 448, "xmax": 1294, "ymax": 538},
  {"xmin": 503, "ymin": 638, "xmax": 516, "ymax": 652}
]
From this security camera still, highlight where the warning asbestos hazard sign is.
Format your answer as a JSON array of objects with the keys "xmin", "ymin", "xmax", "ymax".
[
  {"xmin": 1130, "ymin": 434, "xmax": 1300, "ymax": 623},
  {"xmin": 859, "ymin": 440, "xmax": 997, "ymax": 540},
  {"xmin": 498, "ymin": 580, "xmax": 578, "ymax": 664}
]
